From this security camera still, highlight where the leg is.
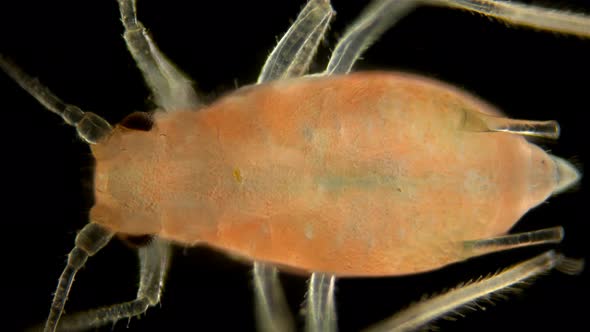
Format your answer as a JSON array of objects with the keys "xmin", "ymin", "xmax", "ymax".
[
  {"xmin": 325, "ymin": 0, "xmax": 417, "ymax": 75},
  {"xmin": 43, "ymin": 224, "xmax": 114, "ymax": 332},
  {"xmin": 52, "ymin": 238, "xmax": 171, "ymax": 331},
  {"xmin": 253, "ymin": 262, "xmax": 295, "ymax": 332},
  {"xmin": 117, "ymin": 0, "xmax": 199, "ymax": 111},
  {"xmin": 437, "ymin": 0, "xmax": 590, "ymax": 37},
  {"xmin": 305, "ymin": 272, "xmax": 337, "ymax": 332},
  {"xmin": 257, "ymin": 0, "xmax": 334, "ymax": 83},
  {"xmin": 0, "ymin": 56, "xmax": 112, "ymax": 144},
  {"xmin": 363, "ymin": 250, "xmax": 583, "ymax": 332},
  {"xmin": 326, "ymin": 0, "xmax": 590, "ymax": 75}
]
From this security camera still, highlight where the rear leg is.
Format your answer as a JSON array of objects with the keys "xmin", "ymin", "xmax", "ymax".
[
  {"xmin": 438, "ymin": 0, "xmax": 590, "ymax": 37},
  {"xmin": 363, "ymin": 226, "xmax": 581, "ymax": 331},
  {"xmin": 364, "ymin": 250, "xmax": 583, "ymax": 332},
  {"xmin": 326, "ymin": 0, "xmax": 590, "ymax": 75},
  {"xmin": 117, "ymin": 0, "xmax": 199, "ymax": 111}
]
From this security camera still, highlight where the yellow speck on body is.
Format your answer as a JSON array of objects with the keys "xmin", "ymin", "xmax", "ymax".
[{"xmin": 233, "ymin": 168, "xmax": 243, "ymax": 183}]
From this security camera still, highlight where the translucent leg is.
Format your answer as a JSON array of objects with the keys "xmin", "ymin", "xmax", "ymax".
[
  {"xmin": 0, "ymin": 56, "xmax": 112, "ymax": 144},
  {"xmin": 257, "ymin": 0, "xmax": 334, "ymax": 83},
  {"xmin": 253, "ymin": 262, "xmax": 295, "ymax": 332},
  {"xmin": 51, "ymin": 238, "xmax": 171, "ymax": 331},
  {"xmin": 438, "ymin": 0, "xmax": 590, "ymax": 37},
  {"xmin": 305, "ymin": 272, "xmax": 337, "ymax": 332},
  {"xmin": 325, "ymin": 0, "xmax": 417, "ymax": 75},
  {"xmin": 117, "ymin": 0, "xmax": 199, "ymax": 111},
  {"xmin": 43, "ymin": 224, "xmax": 114, "ymax": 332},
  {"xmin": 326, "ymin": 0, "xmax": 590, "ymax": 75},
  {"xmin": 364, "ymin": 250, "xmax": 582, "ymax": 332}
]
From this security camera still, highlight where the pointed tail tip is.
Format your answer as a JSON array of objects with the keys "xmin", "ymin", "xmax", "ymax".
[{"xmin": 550, "ymin": 155, "xmax": 581, "ymax": 195}]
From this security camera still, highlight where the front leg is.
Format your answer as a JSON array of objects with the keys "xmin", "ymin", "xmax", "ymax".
[{"xmin": 50, "ymin": 238, "xmax": 171, "ymax": 331}]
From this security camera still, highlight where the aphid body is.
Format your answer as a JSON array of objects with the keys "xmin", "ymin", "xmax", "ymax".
[
  {"xmin": 2, "ymin": 0, "xmax": 587, "ymax": 331},
  {"xmin": 93, "ymin": 72, "xmax": 574, "ymax": 276}
]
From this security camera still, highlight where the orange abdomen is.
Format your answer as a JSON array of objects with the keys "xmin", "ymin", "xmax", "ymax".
[{"xmin": 91, "ymin": 72, "xmax": 552, "ymax": 276}]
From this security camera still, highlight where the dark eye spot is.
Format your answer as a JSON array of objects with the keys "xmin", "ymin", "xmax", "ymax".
[
  {"xmin": 120, "ymin": 112, "xmax": 154, "ymax": 131},
  {"xmin": 118, "ymin": 234, "xmax": 154, "ymax": 248}
]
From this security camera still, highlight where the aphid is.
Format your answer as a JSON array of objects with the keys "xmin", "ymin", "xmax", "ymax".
[{"xmin": 3, "ymin": 0, "xmax": 589, "ymax": 331}]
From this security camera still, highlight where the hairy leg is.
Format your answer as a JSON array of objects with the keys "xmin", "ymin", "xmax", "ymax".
[
  {"xmin": 364, "ymin": 250, "xmax": 582, "ymax": 332},
  {"xmin": 326, "ymin": 0, "xmax": 590, "ymax": 74},
  {"xmin": 258, "ymin": 0, "xmax": 334, "ymax": 82},
  {"xmin": 305, "ymin": 272, "xmax": 337, "ymax": 332},
  {"xmin": 50, "ymin": 238, "xmax": 171, "ymax": 331},
  {"xmin": 42, "ymin": 224, "xmax": 113, "ymax": 332},
  {"xmin": 252, "ymin": 262, "xmax": 295, "ymax": 332},
  {"xmin": 117, "ymin": 0, "xmax": 199, "ymax": 111}
]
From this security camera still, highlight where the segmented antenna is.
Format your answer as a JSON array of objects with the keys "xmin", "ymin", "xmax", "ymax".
[{"xmin": 0, "ymin": 55, "xmax": 112, "ymax": 143}]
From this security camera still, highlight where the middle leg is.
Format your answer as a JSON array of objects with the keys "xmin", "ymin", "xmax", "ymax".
[
  {"xmin": 253, "ymin": 262, "xmax": 295, "ymax": 332},
  {"xmin": 305, "ymin": 272, "xmax": 337, "ymax": 332},
  {"xmin": 257, "ymin": 0, "xmax": 334, "ymax": 83}
]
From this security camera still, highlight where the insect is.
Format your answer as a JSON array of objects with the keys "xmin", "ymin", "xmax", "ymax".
[{"xmin": 2, "ymin": 0, "xmax": 588, "ymax": 330}]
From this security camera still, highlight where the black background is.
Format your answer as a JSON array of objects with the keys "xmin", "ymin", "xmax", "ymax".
[{"xmin": 2, "ymin": 1, "xmax": 589, "ymax": 331}]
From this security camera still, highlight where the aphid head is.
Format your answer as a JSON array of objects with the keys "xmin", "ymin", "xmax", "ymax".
[{"xmin": 89, "ymin": 116, "xmax": 161, "ymax": 236}]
